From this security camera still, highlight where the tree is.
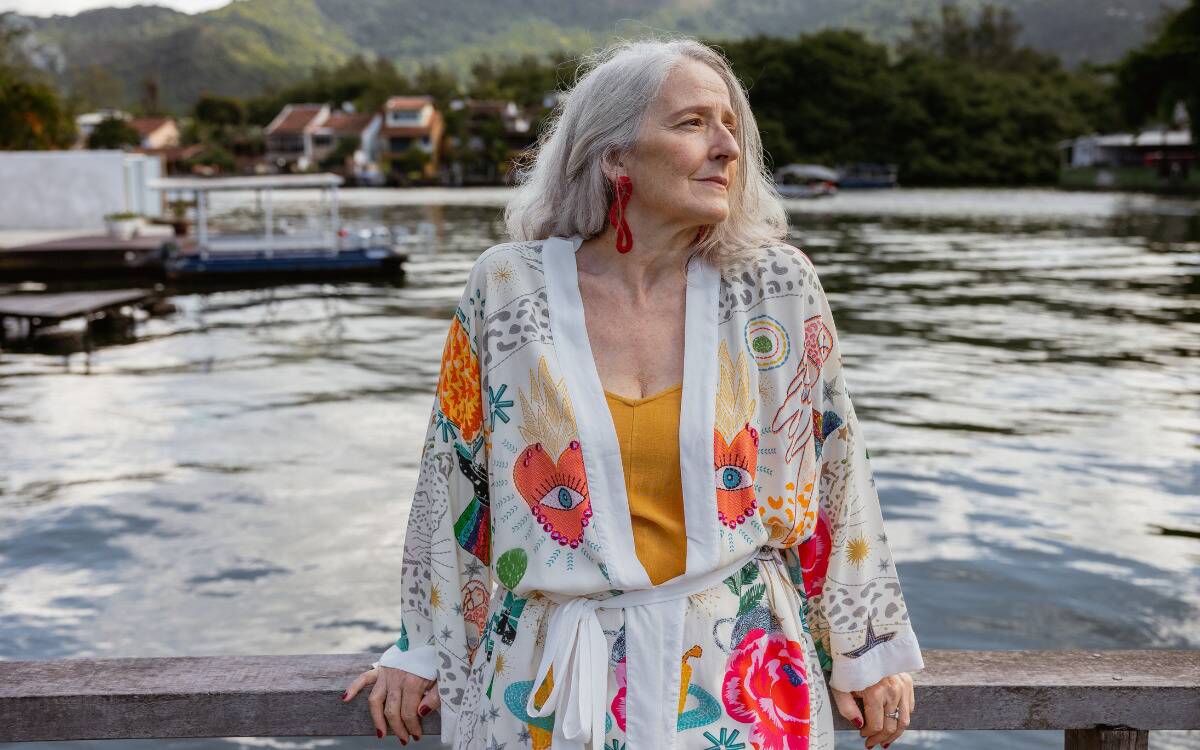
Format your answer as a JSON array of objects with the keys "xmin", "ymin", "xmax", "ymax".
[
  {"xmin": 0, "ymin": 75, "xmax": 76, "ymax": 149},
  {"xmin": 390, "ymin": 143, "xmax": 430, "ymax": 184},
  {"xmin": 1113, "ymin": 0, "xmax": 1199, "ymax": 143},
  {"xmin": 899, "ymin": 3, "xmax": 1058, "ymax": 73},
  {"xmin": 87, "ymin": 116, "xmax": 140, "ymax": 149},
  {"xmin": 194, "ymin": 94, "xmax": 246, "ymax": 128},
  {"xmin": 0, "ymin": 12, "xmax": 76, "ymax": 149}
]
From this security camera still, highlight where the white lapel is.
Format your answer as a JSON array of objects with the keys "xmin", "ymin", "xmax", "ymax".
[
  {"xmin": 679, "ymin": 252, "xmax": 721, "ymax": 573},
  {"xmin": 542, "ymin": 234, "xmax": 721, "ymax": 589}
]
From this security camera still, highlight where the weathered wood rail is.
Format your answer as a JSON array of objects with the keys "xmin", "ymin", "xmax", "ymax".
[{"xmin": 1, "ymin": 650, "xmax": 1197, "ymax": 747}]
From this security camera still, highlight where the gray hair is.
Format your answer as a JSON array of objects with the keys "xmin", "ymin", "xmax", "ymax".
[{"xmin": 503, "ymin": 35, "xmax": 788, "ymax": 272}]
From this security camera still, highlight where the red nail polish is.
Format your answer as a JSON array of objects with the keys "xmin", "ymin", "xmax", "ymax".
[
  {"xmin": 884, "ymin": 744, "xmax": 891, "ymax": 748},
  {"xmin": 418, "ymin": 705, "xmax": 430, "ymax": 717},
  {"xmin": 341, "ymin": 691, "xmax": 348, "ymax": 701},
  {"xmin": 854, "ymin": 717, "xmax": 863, "ymax": 728},
  {"xmin": 376, "ymin": 729, "xmax": 383, "ymax": 739}
]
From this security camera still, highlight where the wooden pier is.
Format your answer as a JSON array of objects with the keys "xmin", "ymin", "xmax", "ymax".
[
  {"xmin": 0, "ymin": 233, "xmax": 172, "ymax": 282},
  {"xmin": 0, "ymin": 288, "xmax": 158, "ymax": 350},
  {"xmin": 0, "ymin": 650, "xmax": 1196, "ymax": 747}
]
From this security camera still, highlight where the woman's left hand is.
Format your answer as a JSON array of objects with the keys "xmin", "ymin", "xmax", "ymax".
[{"xmin": 830, "ymin": 672, "xmax": 914, "ymax": 748}]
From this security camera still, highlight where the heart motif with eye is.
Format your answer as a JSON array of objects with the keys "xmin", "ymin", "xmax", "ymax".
[
  {"xmin": 513, "ymin": 440, "xmax": 592, "ymax": 549},
  {"xmin": 714, "ymin": 423, "xmax": 759, "ymax": 528}
]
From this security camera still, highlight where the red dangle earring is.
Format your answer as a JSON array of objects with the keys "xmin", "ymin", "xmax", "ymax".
[{"xmin": 608, "ymin": 175, "xmax": 633, "ymax": 253}]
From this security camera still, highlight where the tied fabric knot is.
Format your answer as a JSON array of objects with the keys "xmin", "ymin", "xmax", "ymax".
[
  {"xmin": 525, "ymin": 595, "xmax": 609, "ymax": 750},
  {"xmin": 520, "ymin": 549, "xmax": 762, "ymax": 750}
]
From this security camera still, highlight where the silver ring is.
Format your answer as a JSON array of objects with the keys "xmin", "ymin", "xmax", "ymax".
[{"xmin": 886, "ymin": 708, "xmax": 901, "ymax": 720}]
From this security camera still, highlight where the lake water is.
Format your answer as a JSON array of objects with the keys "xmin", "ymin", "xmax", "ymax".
[{"xmin": 1, "ymin": 188, "xmax": 1198, "ymax": 750}]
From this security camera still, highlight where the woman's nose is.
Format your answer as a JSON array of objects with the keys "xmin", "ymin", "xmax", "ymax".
[{"xmin": 714, "ymin": 128, "xmax": 739, "ymax": 161}]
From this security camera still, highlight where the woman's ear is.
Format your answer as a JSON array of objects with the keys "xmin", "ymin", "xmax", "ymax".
[{"xmin": 601, "ymin": 146, "xmax": 628, "ymax": 184}]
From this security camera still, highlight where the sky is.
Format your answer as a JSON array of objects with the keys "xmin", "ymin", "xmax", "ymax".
[{"xmin": 1, "ymin": 0, "xmax": 230, "ymax": 15}]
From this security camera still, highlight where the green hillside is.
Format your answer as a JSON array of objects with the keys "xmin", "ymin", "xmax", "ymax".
[{"xmin": 14, "ymin": 0, "xmax": 1186, "ymax": 112}]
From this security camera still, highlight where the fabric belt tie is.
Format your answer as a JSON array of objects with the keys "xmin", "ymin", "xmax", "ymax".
[{"xmin": 524, "ymin": 548, "xmax": 770, "ymax": 750}]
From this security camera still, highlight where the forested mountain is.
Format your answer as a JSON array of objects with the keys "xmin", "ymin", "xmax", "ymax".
[{"xmin": 9, "ymin": 0, "xmax": 1186, "ymax": 112}]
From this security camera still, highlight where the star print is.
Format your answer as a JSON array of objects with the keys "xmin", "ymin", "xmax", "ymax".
[
  {"xmin": 488, "ymin": 706, "xmax": 501, "ymax": 721},
  {"xmin": 823, "ymin": 379, "xmax": 841, "ymax": 402},
  {"xmin": 486, "ymin": 736, "xmax": 506, "ymax": 750},
  {"xmin": 877, "ymin": 558, "xmax": 891, "ymax": 572},
  {"xmin": 465, "ymin": 558, "xmax": 485, "ymax": 578},
  {"xmin": 702, "ymin": 727, "xmax": 746, "ymax": 750},
  {"xmin": 488, "ymin": 384, "xmax": 514, "ymax": 428},
  {"xmin": 517, "ymin": 727, "xmax": 532, "ymax": 745},
  {"xmin": 435, "ymin": 411, "xmax": 459, "ymax": 442},
  {"xmin": 441, "ymin": 627, "xmax": 453, "ymax": 641},
  {"xmin": 877, "ymin": 532, "xmax": 888, "ymax": 544},
  {"xmin": 841, "ymin": 616, "xmax": 898, "ymax": 659},
  {"xmin": 453, "ymin": 602, "xmax": 463, "ymax": 614}
]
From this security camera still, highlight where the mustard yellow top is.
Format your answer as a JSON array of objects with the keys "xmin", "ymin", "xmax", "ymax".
[{"xmin": 603, "ymin": 382, "xmax": 688, "ymax": 585}]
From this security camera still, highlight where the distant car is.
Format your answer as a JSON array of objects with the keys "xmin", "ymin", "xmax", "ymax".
[{"xmin": 773, "ymin": 164, "xmax": 838, "ymax": 198}]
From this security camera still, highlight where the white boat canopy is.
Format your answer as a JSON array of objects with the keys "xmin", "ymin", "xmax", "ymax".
[
  {"xmin": 148, "ymin": 173, "xmax": 344, "ymax": 191},
  {"xmin": 147, "ymin": 173, "xmax": 345, "ymax": 257}
]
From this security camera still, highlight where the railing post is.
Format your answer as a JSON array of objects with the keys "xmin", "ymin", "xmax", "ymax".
[{"xmin": 1065, "ymin": 729, "xmax": 1149, "ymax": 750}]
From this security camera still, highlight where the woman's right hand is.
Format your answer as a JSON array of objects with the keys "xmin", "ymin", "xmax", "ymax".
[{"xmin": 343, "ymin": 666, "xmax": 440, "ymax": 744}]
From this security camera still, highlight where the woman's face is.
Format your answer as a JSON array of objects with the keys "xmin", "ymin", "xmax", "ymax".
[{"xmin": 618, "ymin": 58, "xmax": 741, "ymax": 229}]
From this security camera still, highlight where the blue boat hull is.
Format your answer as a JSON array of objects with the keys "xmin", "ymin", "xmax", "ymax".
[{"xmin": 165, "ymin": 247, "xmax": 405, "ymax": 282}]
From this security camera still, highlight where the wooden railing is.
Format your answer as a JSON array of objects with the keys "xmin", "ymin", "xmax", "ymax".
[{"xmin": 2, "ymin": 651, "xmax": 1197, "ymax": 748}]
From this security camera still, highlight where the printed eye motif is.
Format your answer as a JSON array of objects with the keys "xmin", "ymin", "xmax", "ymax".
[
  {"xmin": 540, "ymin": 485, "xmax": 586, "ymax": 510},
  {"xmin": 715, "ymin": 465, "xmax": 753, "ymax": 492}
]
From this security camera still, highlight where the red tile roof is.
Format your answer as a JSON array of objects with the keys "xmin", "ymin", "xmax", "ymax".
[
  {"xmin": 267, "ymin": 104, "xmax": 326, "ymax": 134},
  {"xmin": 385, "ymin": 95, "xmax": 433, "ymax": 110},
  {"xmin": 128, "ymin": 116, "xmax": 174, "ymax": 136},
  {"xmin": 323, "ymin": 111, "xmax": 375, "ymax": 134}
]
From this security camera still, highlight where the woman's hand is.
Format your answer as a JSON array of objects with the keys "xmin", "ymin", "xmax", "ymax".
[
  {"xmin": 342, "ymin": 666, "xmax": 440, "ymax": 744},
  {"xmin": 831, "ymin": 672, "xmax": 914, "ymax": 748}
]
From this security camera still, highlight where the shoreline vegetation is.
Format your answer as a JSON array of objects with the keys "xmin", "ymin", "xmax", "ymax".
[{"xmin": 0, "ymin": 2, "xmax": 1197, "ymax": 189}]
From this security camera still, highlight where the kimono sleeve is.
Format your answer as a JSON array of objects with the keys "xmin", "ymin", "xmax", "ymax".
[
  {"xmin": 372, "ymin": 276, "xmax": 494, "ymax": 733},
  {"xmin": 786, "ymin": 258, "xmax": 925, "ymax": 694}
]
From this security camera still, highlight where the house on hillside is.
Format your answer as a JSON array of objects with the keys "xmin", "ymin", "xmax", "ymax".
[
  {"xmin": 262, "ymin": 102, "xmax": 383, "ymax": 180},
  {"xmin": 128, "ymin": 116, "xmax": 181, "ymax": 149},
  {"xmin": 380, "ymin": 95, "xmax": 443, "ymax": 183},
  {"xmin": 263, "ymin": 103, "xmax": 328, "ymax": 171},
  {"xmin": 313, "ymin": 109, "xmax": 383, "ymax": 185}
]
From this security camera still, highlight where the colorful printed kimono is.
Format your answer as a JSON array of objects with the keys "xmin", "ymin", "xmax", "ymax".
[{"xmin": 372, "ymin": 235, "xmax": 925, "ymax": 750}]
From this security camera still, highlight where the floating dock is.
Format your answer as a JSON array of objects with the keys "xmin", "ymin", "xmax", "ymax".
[
  {"xmin": 0, "ymin": 232, "xmax": 170, "ymax": 282},
  {"xmin": 0, "ymin": 287, "xmax": 158, "ymax": 350}
]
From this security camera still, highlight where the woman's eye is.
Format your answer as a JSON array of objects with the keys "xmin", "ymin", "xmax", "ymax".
[
  {"xmin": 539, "ymin": 485, "xmax": 586, "ymax": 510},
  {"xmin": 715, "ymin": 465, "xmax": 753, "ymax": 491}
]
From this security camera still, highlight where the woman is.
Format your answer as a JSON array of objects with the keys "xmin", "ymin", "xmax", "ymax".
[{"xmin": 343, "ymin": 36, "xmax": 925, "ymax": 750}]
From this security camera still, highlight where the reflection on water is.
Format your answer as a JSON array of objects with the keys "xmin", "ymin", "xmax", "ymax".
[{"xmin": 1, "ymin": 189, "xmax": 1197, "ymax": 750}]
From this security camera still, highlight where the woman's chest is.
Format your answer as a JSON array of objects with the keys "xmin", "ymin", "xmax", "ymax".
[{"xmin": 580, "ymin": 291, "xmax": 687, "ymax": 398}]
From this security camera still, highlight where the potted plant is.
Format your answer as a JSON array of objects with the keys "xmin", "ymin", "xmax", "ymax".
[
  {"xmin": 103, "ymin": 211, "xmax": 142, "ymax": 240},
  {"xmin": 167, "ymin": 199, "xmax": 194, "ymax": 237}
]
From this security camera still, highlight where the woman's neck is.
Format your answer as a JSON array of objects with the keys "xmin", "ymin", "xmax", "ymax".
[{"xmin": 575, "ymin": 216, "xmax": 700, "ymax": 302}]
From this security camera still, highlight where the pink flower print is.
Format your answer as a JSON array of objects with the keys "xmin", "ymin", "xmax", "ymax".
[
  {"xmin": 798, "ymin": 507, "xmax": 831, "ymax": 598},
  {"xmin": 611, "ymin": 653, "xmax": 627, "ymax": 730},
  {"xmin": 722, "ymin": 627, "xmax": 811, "ymax": 749}
]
